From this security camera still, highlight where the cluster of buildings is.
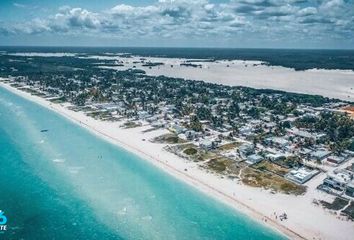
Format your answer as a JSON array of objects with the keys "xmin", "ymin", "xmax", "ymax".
[
  {"xmin": 3, "ymin": 61, "xmax": 354, "ymax": 198},
  {"xmin": 321, "ymin": 165, "xmax": 354, "ymax": 198}
]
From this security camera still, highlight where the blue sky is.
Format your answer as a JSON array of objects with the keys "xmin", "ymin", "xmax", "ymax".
[{"xmin": 0, "ymin": 0, "xmax": 353, "ymax": 49}]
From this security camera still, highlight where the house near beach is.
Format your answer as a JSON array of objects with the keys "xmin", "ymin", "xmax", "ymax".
[
  {"xmin": 200, "ymin": 139, "xmax": 214, "ymax": 150},
  {"xmin": 265, "ymin": 137, "xmax": 289, "ymax": 149},
  {"xmin": 239, "ymin": 143, "xmax": 255, "ymax": 158},
  {"xmin": 323, "ymin": 170, "xmax": 353, "ymax": 191},
  {"xmin": 246, "ymin": 154, "xmax": 264, "ymax": 165},
  {"xmin": 346, "ymin": 180, "xmax": 354, "ymax": 197},
  {"xmin": 310, "ymin": 149, "xmax": 332, "ymax": 161},
  {"xmin": 285, "ymin": 167, "xmax": 319, "ymax": 184}
]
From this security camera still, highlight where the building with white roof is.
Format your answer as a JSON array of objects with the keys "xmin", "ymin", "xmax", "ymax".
[
  {"xmin": 310, "ymin": 149, "xmax": 332, "ymax": 161},
  {"xmin": 326, "ymin": 155, "xmax": 346, "ymax": 165},
  {"xmin": 266, "ymin": 153, "xmax": 286, "ymax": 161},
  {"xmin": 239, "ymin": 143, "xmax": 255, "ymax": 157},
  {"xmin": 285, "ymin": 167, "xmax": 319, "ymax": 184},
  {"xmin": 246, "ymin": 154, "xmax": 264, "ymax": 165},
  {"xmin": 265, "ymin": 137, "xmax": 289, "ymax": 149},
  {"xmin": 323, "ymin": 170, "xmax": 353, "ymax": 191},
  {"xmin": 199, "ymin": 139, "xmax": 214, "ymax": 149}
]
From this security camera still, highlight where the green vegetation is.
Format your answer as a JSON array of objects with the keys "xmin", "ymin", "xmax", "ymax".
[
  {"xmin": 86, "ymin": 111, "xmax": 113, "ymax": 121},
  {"xmin": 168, "ymin": 143, "xmax": 218, "ymax": 162},
  {"xmin": 3, "ymin": 51, "xmax": 352, "ymax": 198},
  {"xmin": 206, "ymin": 157, "xmax": 234, "ymax": 173},
  {"xmin": 49, "ymin": 96, "xmax": 66, "ymax": 103},
  {"xmin": 320, "ymin": 197, "xmax": 349, "ymax": 211},
  {"xmin": 277, "ymin": 156, "xmax": 303, "ymax": 169},
  {"xmin": 196, "ymin": 151, "xmax": 218, "ymax": 162},
  {"xmin": 18, "ymin": 87, "xmax": 46, "ymax": 97},
  {"xmin": 342, "ymin": 201, "xmax": 354, "ymax": 220},
  {"xmin": 184, "ymin": 147, "xmax": 198, "ymax": 155},
  {"xmin": 189, "ymin": 115, "xmax": 203, "ymax": 132},
  {"xmin": 320, "ymin": 198, "xmax": 354, "ymax": 220},
  {"xmin": 217, "ymin": 142, "xmax": 241, "ymax": 152},
  {"xmin": 295, "ymin": 112, "xmax": 354, "ymax": 153},
  {"xmin": 253, "ymin": 161, "xmax": 290, "ymax": 176},
  {"xmin": 241, "ymin": 167, "xmax": 306, "ymax": 195},
  {"xmin": 153, "ymin": 134, "xmax": 186, "ymax": 144},
  {"xmin": 122, "ymin": 121, "xmax": 141, "ymax": 129},
  {"xmin": 350, "ymin": 140, "xmax": 354, "ymax": 152},
  {"xmin": 1, "ymin": 52, "xmax": 342, "ymax": 134}
]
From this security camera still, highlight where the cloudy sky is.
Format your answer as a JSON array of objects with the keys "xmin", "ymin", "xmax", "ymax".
[{"xmin": 0, "ymin": 0, "xmax": 353, "ymax": 48}]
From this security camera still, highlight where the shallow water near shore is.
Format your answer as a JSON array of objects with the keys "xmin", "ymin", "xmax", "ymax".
[{"xmin": 0, "ymin": 86, "xmax": 285, "ymax": 240}]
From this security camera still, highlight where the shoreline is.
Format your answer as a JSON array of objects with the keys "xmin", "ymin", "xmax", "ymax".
[{"xmin": 1, "ymin": 80, "xmax": 354, "ymax": 240}]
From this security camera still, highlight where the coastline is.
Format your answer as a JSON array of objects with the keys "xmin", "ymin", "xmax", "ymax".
[{"xmin": 1, "ymin": 80, "xmax": 353, "ymax": 240}]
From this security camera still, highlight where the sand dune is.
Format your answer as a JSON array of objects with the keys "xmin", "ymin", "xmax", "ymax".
[{"xmin": 98, "ymin": 56, "xmax": 354, "ymax": 102}]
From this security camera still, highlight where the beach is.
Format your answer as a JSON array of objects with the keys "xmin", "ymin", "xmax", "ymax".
[{"xmin": 1, "ymin": 79, "xmax": 353, "ymax": 240}]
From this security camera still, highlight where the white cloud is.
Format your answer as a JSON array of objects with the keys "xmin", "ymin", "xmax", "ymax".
[{"xmin": 1, "ymin": 0, "xmax": 353, "ymax": 44}]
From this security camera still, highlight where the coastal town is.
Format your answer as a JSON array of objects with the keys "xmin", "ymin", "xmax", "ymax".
[
  {"xmin": 2, "ymin": 0, "xmax": 354, "ymax": 238},
  {"xmin": 0, "ymin": 52, "xmax": 354, "ymax": 239}
]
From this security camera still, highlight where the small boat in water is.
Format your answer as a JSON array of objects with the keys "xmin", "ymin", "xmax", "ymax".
[{"xmin": 40, "ymin": 129, "xmax": 49, "ymax": 132}]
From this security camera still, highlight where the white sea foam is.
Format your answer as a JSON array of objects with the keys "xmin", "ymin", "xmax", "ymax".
[{"xmin": 52, "ymin": 158, "xmax": 66, "ymax": 163}]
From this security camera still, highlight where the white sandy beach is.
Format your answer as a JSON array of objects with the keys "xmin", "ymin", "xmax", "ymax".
[
  {"xmin": 95, "ymin": 55, "xmax": 354, "ymax": 102},
  {"xmin": 1, "ymin": 80, "xmax": 353, "ymax": 240}
]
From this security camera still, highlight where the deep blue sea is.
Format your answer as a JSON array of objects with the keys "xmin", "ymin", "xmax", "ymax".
[{"xmin": 0, "ymin": 86, "xmax": 285, "ymax": 239}]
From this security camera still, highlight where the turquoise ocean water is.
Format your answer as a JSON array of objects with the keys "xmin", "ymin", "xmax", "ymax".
[{"xmin": 0, "ymin": 86, "xmax": 285, "ymax": 240}]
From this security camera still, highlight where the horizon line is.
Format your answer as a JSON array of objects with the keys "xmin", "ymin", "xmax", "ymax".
[{"xmin": 0, "ymin": 45, "xmax": 354, "ymax": 51}]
